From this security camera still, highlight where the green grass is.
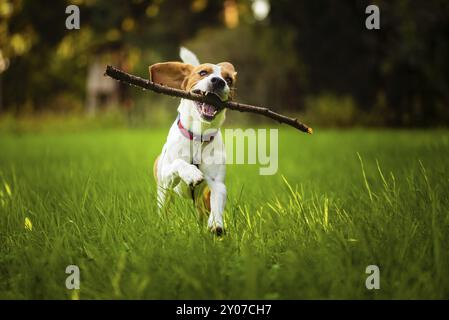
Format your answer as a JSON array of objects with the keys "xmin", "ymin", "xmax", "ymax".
[{"xmin": 0, "ymin": 128, "xmax": 448, "ymax": 299}]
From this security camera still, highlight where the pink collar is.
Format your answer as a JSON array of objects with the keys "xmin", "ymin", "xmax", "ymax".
[{"xmin": 177, "ymin": 115, "xmax": 218, "ymax": 142}]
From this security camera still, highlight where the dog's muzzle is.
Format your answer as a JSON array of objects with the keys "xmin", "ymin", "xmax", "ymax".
[{"xmin": 192, "ymin": 90, "xmax": 226, "ymax": 122}]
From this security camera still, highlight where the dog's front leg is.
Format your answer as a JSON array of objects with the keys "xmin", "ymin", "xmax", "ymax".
[
  {"xmin": 160, "ymin": 158, "xmax": 204, "ymax": 188},
  {"xmin": 206, "ymin": 179, "xmax": 227, "ymax": 234},
  {"xmin": 157, "ymin": 158, "xmax": 204, "ymax": 212}
]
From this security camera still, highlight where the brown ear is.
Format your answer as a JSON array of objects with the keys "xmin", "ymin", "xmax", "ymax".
[
  {"xmin": 149, "ymin": 62, "xmax": 194, "ymax": 90},
  {"xmin": 218, "ymin": 62, "xmax": 237, "ymax": 99},
  {"xmin": 218, "ymin": 62, "xmax": 237, "ymax": 79}
]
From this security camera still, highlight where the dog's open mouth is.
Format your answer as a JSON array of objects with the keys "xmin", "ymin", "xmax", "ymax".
[{"xmin": 192, "ymin": 90, "xmax": 225, "ymax": 121}]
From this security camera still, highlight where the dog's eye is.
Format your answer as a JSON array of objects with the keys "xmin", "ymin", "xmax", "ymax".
[
  {"xmin": 199, "ymin": 70, "xmax": 208, "ymax": 76},
  {"xmin": 225, "ymin": 77, "xmax": 233, "ymax": 85}
]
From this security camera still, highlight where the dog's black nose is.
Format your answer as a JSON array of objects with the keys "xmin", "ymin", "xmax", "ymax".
[{"xmin": 211, "ymin": 77, "xmax": 225, "ymax": 89}]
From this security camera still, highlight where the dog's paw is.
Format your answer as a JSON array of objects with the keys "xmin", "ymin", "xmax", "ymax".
[
  {"xmin": 179, "ymin": 165, "xmax": 204, "ymax": 187},
  {"xmin": 208, "ymin": 217, "xmax": 224, "ymax": 236},
  {"xmin": 209, "ymin": 226, "xmax": 225, "ymax": 236}
]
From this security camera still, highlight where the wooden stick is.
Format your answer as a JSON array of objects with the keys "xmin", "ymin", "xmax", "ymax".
[{"xmin": 105, "ymin": 65, "xmax": 313, "ymax": 134}]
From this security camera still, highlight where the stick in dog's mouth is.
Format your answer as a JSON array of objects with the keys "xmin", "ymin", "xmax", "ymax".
[{"xmin": 192, "ymin": 90, "xmax": 225, "ymax": 121}]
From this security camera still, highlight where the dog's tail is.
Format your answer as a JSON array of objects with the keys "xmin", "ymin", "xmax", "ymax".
[{"xmin": 180, "ymin": 47, "xmax": 200, "ymax": 66}]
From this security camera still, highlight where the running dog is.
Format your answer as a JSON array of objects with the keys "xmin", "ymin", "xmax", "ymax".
[{"xmin": 152, "ymin": 48, "xmax": 237, "ymax": 235}]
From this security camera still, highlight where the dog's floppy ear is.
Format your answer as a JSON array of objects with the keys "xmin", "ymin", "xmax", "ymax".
[
  {"xmin": 149, "ymin": 62, "xmax": 194, "ymax": 90},
  {"xmin": 218, "ymin": 62, "xmax": 237, "ymax": 80},
  {"xmin": 218, "ymin": 62, "xmax": 237, "ymax": 99}
]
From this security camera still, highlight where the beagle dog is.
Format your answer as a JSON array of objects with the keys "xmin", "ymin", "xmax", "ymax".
[{"xmin": 151, "ymin": 48, "xmax": 237, "ymax": 235}]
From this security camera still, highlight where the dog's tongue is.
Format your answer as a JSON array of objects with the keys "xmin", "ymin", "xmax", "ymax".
[{"xmin": 202, "ymin": 104, "xmax": 215, "ymax": 116}]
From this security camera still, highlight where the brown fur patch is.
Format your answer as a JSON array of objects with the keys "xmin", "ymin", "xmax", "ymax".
[
  {"xmin": 203, "ymin": 188, "xmax": 211, "ymax": 212},
  {"xmin": 194, "ymin": 185, "xmax": 211, "ymax": 218},
  {"xmin": 149, "ymin": 62, "xmax": 194, "ymax": 90}
]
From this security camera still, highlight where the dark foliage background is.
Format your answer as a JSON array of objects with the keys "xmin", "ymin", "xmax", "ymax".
[{"xmin": 1, "ymin": 0, "xmax": 448, "ymax": 127}]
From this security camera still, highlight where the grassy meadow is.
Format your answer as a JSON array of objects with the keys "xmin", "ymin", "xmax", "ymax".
[{"xmin": 0, "ymin": 125, "xmax": 448, "ymax": 299}]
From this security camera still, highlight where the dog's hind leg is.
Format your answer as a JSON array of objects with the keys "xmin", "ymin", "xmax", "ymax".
[
  {"xmin": 156, "ymin": 184, "xmax": 167, "ymax": 210},
  {"xmin": 153, "ymin": 154, "xmax": 174, "ymax": 214},
  {"xmin": 157, "ymin": 184, "xmax": 178, "ymax": 215}
]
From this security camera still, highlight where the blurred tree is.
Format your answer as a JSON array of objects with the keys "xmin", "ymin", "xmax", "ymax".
[
  {"xmin": 268, "ymin": 0, "xmax": 449, "ymax": 126},
  {"xmin": 1, "ymin": 0, "xmax": 224, "ymax": 112}
]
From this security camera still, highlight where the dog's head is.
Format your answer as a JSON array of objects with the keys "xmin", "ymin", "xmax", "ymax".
[{"xmin": 149, "ymin": 51, "xmax": 237, "ymax": 124}]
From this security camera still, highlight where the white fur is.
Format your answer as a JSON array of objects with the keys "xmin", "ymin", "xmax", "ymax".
[{"xmin": 156, "ymin": 49, "xmax": 229, "ymax": 233}]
